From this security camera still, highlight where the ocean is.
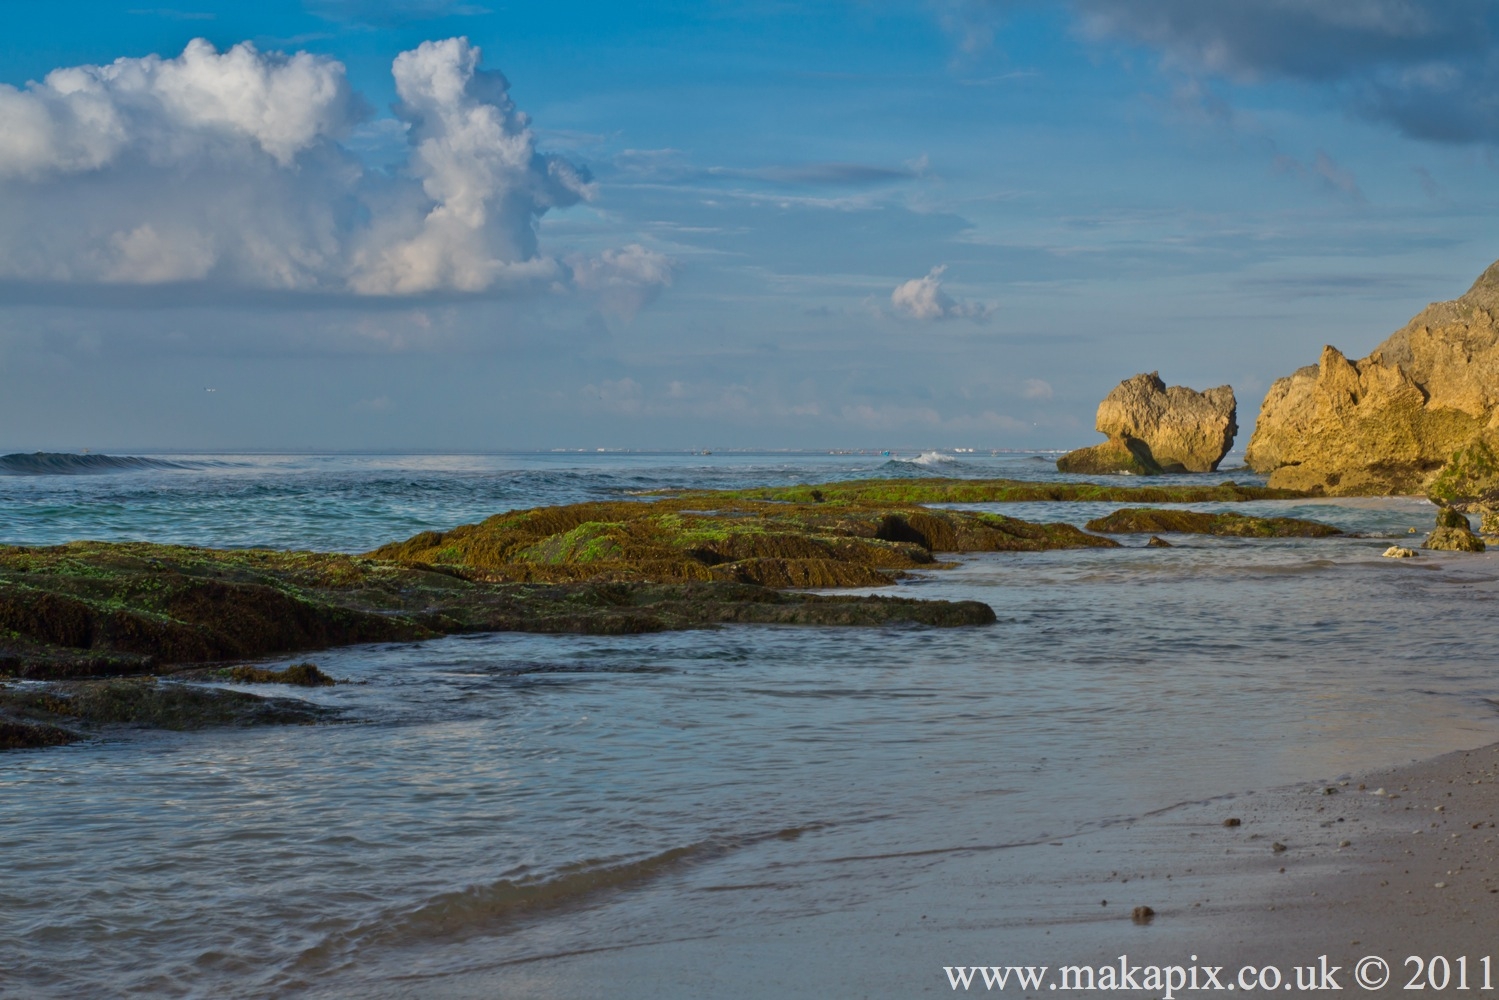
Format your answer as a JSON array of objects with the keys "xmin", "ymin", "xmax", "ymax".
[{"xmin": 2, "ymin": 452, "xmax": 1495, "ymax": 997}]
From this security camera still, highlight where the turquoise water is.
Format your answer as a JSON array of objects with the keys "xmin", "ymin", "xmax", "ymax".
[{"xmin": 0, "ymin": 453, "xmax": 1492, "ymax": 997}]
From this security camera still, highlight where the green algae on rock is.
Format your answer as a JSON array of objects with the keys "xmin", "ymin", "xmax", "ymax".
[
  {"xmin": 660, "ymin": 478, "xmax": 1309, "ymax": 505},
  {"xmin": 367, "ymin": 497, "xmax": 1117, "ymax": 586},
  {"xmin": 1426, "ymin": 430, "xmax": 1499, "ymax": 533},
  {"xmin": 0, "ymin": 532, "xmax": 1001, "ymax": 686},
  {"xmin": 1083, "ymin": 508, "xmax": 1344, "ymax": 538},
  {"xmin": 1424, "ymin": 507, "xmax": 1486, "ymax": 553}
]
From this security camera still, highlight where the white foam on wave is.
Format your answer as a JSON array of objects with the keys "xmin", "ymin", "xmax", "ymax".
[{"xmin": 910, "ymin": 451, "xmax": 958, "ymax": 467}]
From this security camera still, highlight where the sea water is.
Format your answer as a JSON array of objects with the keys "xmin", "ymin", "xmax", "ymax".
[{"xmin": 1, "ymin": 453, "xmax": 1494, "ymax": 997}]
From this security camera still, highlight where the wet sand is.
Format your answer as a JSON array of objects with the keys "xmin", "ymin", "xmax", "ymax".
[{"xmin": 1052, "ymin": 741, "xmax": 1499, "ymax": 995}]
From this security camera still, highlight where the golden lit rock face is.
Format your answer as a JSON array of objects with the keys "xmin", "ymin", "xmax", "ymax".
[
  {"xmin": 1057, "ymin": 372, "xmax": 1237, "ymax": 475},
  {"xmin": 1094, "ymin": 372, "xmax": 1238, "ymax": 473},
  {"xmin": 1246, "ymin": 260, "xmax": 1499, "ymax": 496}
]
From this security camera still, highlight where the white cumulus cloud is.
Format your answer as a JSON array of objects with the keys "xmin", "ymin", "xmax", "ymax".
[
  {"xmin": 890, "ymin": 264, "xmax": 992, "ymax": 321},
  {"xmin": 349, "ymin": 37, "xmax": 593, "ymax": 295},
  {"xmin": 0, "ymin": 36, "xmax": 671, "ymax": 305}
]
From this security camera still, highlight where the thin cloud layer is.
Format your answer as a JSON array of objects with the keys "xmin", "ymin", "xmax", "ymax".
[
  {"xmin": 568, "ymin": 244, "xmax": 676, "ymax": 319},
  {"xmin": 0, "ymin": 37, "xmax": 660, "ymax": 302},
  {"xmin": 959, "ymin": 0, "xmax": 1499, "ymax": 143}
]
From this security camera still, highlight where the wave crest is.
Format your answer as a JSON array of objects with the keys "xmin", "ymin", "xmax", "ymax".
[{"xmin": 0, "ymin": 453, "xmax": 191, "ymax": 475}]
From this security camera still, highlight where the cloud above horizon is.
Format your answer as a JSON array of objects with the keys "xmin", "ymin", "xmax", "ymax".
[
  {"xmin": 890, "ymin": 265, "xmax": 992, "ymax": 321},
  {"xmin": 953, "ymin": 0, "xmax": 1499, "ymax": 143},
  {"xmin": 0, "ymin": 36, "xmax": 665, "ymax": 303}
]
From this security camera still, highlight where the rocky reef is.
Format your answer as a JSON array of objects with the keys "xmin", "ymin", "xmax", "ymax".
[
  {"xmin": 1083, "ymin": 508, "xmax": 1343, "ymax": 538},
  {"xmin": 369, "ymin": 497, "xmax": 1116, "ymax": 586},
  {"xmin": 0, "ymin": 522, "xmax": 1011, "ymax": 689},
  {"xmin": 1057, "ymin": 373, "xmax": 1237, "ymax": 475},
  {"xmin": 3, "ymin": 484, "xmax": 1348, "ymax": 751},
  {"xmin": 0, "ymin": 506, "xmax": 1023, "ymax": 748},
  {"xmin": 670, "ymin": 478, "xmax": 1307, "ymax": 505},
  {"xmin": 1247, "ymin": 259, "xmax": 1499, "ymax": 496}
]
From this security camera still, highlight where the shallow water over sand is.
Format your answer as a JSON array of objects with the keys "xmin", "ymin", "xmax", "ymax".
[{"xmin": 1, "ymin": 454, "xmax": 1494, "ymax": 997}]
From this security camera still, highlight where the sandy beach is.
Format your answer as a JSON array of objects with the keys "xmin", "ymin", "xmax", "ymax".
[{"xmin": 1027, "ymin": 740, "xmax": 1499, "ymax": 996}]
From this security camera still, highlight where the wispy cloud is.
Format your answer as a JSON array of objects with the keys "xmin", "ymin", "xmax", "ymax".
[
  {"xmin": 305, "ymin": 0, "xmax": 490, "ymax": 26},
  {"xmin": 1272, "ymin": 149, "xmax": 1365, "ymax": 201},
  {"xmin": 127, "ymin": 8, "xmax": 216, "ymax": 20}
]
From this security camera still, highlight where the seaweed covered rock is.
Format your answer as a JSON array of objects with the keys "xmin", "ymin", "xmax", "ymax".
[
  {"xmin": 1058, "ymin": 372, "xmax": 1237, "ymax": 475},
  {"xmin": 0, "ymin": 717, "xmax": 80, "ymax": 750},
  {"xmin": 1083, "ymin": 508, "xmax": 1343, "ymax": 537},
  {"xmin": 676, "ymin": 478, "xmax": 1310, "ymax": 505},
  {"xmin": 1248, "ymin": 259, "xmax": 1499, "ymax": 495},
  {"xmin": 0, "ymin": 677, "xmax": 332, "ymax": 747},
  {"xmin": 369, "ymin": 498, "xmax": 1117, "ymax": 586},
  {"xmin": 227, "ymin": 662, "xmax": 336, "ymax": 686},
  {"xmin": 1425, "ymin": 430, "xmax": 1499, "ymax": 533},
  {"xmin": 0, "ymin": 533, "xmax": 1012, "ymax": 684},
  {"xmin": 1424, "ymin": 507, "xmax": 1485, "ymax": 553}
]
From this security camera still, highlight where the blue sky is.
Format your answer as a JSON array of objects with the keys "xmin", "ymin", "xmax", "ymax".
[{"xmin": 1, "ymin": 1, "xmax": 1497, "ymax": 451}]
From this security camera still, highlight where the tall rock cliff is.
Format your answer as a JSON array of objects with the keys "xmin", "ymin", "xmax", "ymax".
[{"xmin": 1246, "ymin": 259, "xmax": 1499, "ymax": 495}]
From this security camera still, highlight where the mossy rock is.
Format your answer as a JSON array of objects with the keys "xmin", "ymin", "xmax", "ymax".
[
  {"xmin": 1434, "ymin": 507, "xmax": 1473, "ymax": 530},
  {"xmin": 0, "ymin": 717, "xmax": 81, "ymax": 750},
  {"xmin": 667, "ymin": 478, "xmax": 1310, "ymax": 505},
  {"xmin": 0, "ymin": 535, "xmax": 1007, "ymax": 685},
  {"xmin": 369, "ymin": 497, "xmax": 1118, "ymax": 586},
  {"xmin": 0, "ymin": 677, "xmax": 332, "ymax": 731},
  {"xmin": 1083, "ymin": 508, "xmax": 1343, "ymax": 537},
  {"xmin": 1056, "ymin": 437, "xmax": 1164, "ymax": 476},
  {"xmin": 1424, "ymin": 508, "xmax": 1485, "ymax": 552},
  {"xmin": 1424, "ymin": 526, "xmax": 1486, "ymax": 552},
  {"xmin": 1428, "ymin": 433, "xmax": 1499, "ymax": 509},
  {"xmin": 226, "ymin": 662, "xmax": 336, "ymax": 686}
]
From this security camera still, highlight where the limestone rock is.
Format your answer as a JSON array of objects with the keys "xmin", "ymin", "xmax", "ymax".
[
  {"xmin": 1057, "ymin": 372, "xmax": 1237, "ymax": 475},
  {"xmin": 1055, "ymin": 436, "xmax": 1162, "ymax": 476},
  {"xmin": 1246, "ymin": 260, "xmax": 1499, "ymax": 494},
  {"xmin": 1424, "ymin": 507, "xmax": 1485, "ymax": 552},
  {"xmin": 1382, "ymin": 546, "xmax": 1418, "ymax": 558},
  {"xmin": 1097, "ymin": 372, "xmax": 1238, "ymax": 472}
]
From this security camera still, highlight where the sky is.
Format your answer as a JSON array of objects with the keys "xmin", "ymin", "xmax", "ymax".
[{"xmin": 1, "ymin": 0, "xmax": 1498, "ymax": 452}]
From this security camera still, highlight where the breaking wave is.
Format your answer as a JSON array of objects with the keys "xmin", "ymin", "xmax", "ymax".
[{"xmin": 0, "ymin": 452, "xmax": 193, "ymax": 475}]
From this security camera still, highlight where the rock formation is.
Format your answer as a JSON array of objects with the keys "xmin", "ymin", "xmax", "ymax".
[
  {"xmin": 1082, "ymin": 507, "xmax": 1340, "ymax": 537},
  {"xmin": 1424, "ymin": 507, "xmax": 1485, "ymax": 553},
  {"xmin": 1055, "ymin": 436, "xmax": 1163, "ymax": 476},
  {"xmin": 1057, "ymin": 372, "xmax": 1237, "ymax": 475},
  {"xmin": 1246, "ymin": 259, "xmax": 1499, "ymax": 495},
  {"xmin": 1425, "ymin": 428, "xmax": 1499, "ymax": 532}
]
